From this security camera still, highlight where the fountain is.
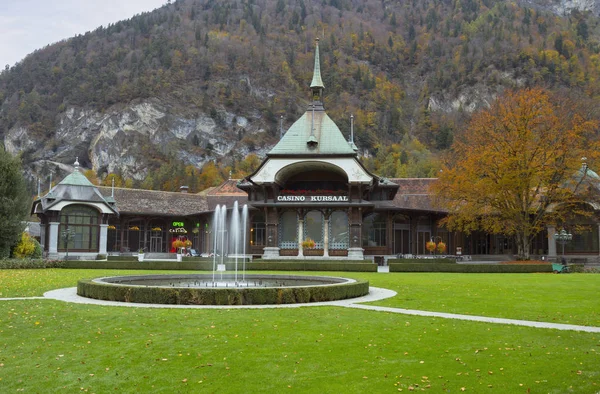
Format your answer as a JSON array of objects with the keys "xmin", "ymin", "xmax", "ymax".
[
  {"xmin": 211, "ymin": 202, "xmax": 249, "ymax": 285},
  {"xmin": 77, "ymin": 201, "xmax": 369, "ymax": 305}
]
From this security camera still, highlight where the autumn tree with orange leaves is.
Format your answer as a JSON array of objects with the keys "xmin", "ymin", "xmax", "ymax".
[{"xmin": 432, "ymin": 88, "xmax": 599, "ymax": 259}]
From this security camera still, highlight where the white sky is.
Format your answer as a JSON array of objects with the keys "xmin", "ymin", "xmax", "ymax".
[{"xmin": 0, "ymin": 0, "xmax": 167, "ymax": 68}]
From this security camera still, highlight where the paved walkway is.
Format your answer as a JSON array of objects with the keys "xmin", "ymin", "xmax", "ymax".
[{"xmin": 1, "ymin": 287, "xmax": 596, "ymax": 333}]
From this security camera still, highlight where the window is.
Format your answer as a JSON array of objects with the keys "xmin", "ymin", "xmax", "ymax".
[
  {"xmin": 329, "ymin": 211, "xmax": 348, "ymax": 249},
  {"xmin": 251, "ymin": 212, "xmax": 266, "ymax": 247},
  {"xmin": 59, "ymin": 205, "xmax": 100, "ymax": 251},
  {"xmin": 279, "ymin": 211, "xmax": 298, "ymax": 249},
  {"xmin": 304, "ymin": 210, "xmax": 324, "ymax": 248},
  {"xmin": 362, "ymin": 213, "xmax": 386, "ymax": 247}
]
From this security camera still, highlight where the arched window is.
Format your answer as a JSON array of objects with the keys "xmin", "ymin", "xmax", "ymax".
[
  {"xmin": 279, "ymin": 211, "xmax": 298, "ymax": 249},
  {"xmin": 304, "ymin": 210, "xmax": 324, "ymax": 248},
  {"xmin": 329, "ymin": 211, "xmax": 348, "ymax": 249},
  {"xmin": 362, "ymin": 213, "xmax": 386, "ymax": 247},
  {"xmin": 59, "ymin": 205, "xmax": 100, "ymax": 251}
]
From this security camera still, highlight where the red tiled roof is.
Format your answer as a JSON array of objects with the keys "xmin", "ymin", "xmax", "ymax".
[
  {"xmin": 98, "ymin": 186, "xmax": 209, "ymax": 216},
  {"xmin": 204, "ymin": 179, "xmax": 248, "ymax": 210},
  {"xmin": 207, "ymin": 179, "xmax": 247, "ymax": 196},
  {"xmin": 389, "ymin": 178, "xmax": 445, "ymax": 212}
]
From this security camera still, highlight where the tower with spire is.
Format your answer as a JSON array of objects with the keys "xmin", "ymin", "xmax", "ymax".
[
  {"xmin": 266, "ymin": 38, "xmax": 357, "ymax": 156},
  {"xmin": 238, "ymin": 38, "xmax": 399, "ymax": 260}
]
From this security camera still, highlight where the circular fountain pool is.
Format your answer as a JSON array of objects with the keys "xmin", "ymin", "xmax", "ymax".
[{"xmin": 77, "ymin": 274, "xmax": 369, "ymax": 305}]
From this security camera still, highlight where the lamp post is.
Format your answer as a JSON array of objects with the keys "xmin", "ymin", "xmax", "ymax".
[
  {"xmin": 61, "ymin": 226, "xmax": 75, "ymax": 260},
  {"xmin": 554, "ymin": 229, "xmax": 573, "ymax": 261}
]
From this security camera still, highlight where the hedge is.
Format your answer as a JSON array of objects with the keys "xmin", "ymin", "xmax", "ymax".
[
  {"xmin": 0, "ymin": 258, "xmax": 66, "ymax": 269},
  {"xmin": 77, "ymin": 275, "xmax": 370, "ymax": 305},
  {"xmin": 64, "ymin": 260, "xmax": 215, "ymax": 270},
  {"xmin": 389, "ymin": 263, "xmax": 554, "ymax": 273},
  {"xmin": 387, "ymin": 258, "xmax": 457, "ymax": 264},
  {"xmin": 240, "ymin": 262, "xmax": 376, "ymax": 272},
  {"xmin": 107, "ymin": 255, "xmax": 138, "ymax": 262},
  {"xmin": 62, "ymin": 260, "xmax": 377, "ymax": 272}
]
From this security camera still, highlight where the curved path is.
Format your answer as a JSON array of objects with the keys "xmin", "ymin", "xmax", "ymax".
[{"xmin": 2, "ymin": 287, "xmax": 599, "ymax": 333}]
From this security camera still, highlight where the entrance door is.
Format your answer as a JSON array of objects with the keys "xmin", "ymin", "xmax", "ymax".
[
  {"xmin": 472, "ymin": 233, "xmax": 489, "ymax": 254},
  {"xmin": 150, "ymin": 236, "xmax": 162, "ymax": 252},
  {"xmin": 393, "ymin": 225, "xmax": 410, "ymax": 255},
  {"xmin": 494, "ymin": 235, "xmax": 512, "ymax": 254}
]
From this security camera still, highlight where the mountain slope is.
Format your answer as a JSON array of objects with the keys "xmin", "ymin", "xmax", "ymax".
[{"xmin": 2, "ymin": 0, "xmax": 600, "ymax": 189}]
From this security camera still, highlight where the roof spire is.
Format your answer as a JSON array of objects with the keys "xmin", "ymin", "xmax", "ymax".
[
  {"xmin": 349, "ymin": 114, "xmax": 358, "ymax": 151},
  {"xmin": 280, "ymin": 115, "xmax": 284, "ymax": 139},
  {"xmin": 310, "ymin": 38, "xmax": 324, "ymax": 89},
  {"xmin": 310, "ymin": 38, "xmax": 324, "ymax": 109},
  {"xmin": 74, "ymin": 157, "xmax": 80, "ymax": 172}
]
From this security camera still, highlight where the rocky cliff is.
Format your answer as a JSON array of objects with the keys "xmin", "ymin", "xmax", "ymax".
[
  {"xmin": 521, "ymin": 0, "xmax": 600, "ymax": 15},
  {"xmin": 5, "ymin": 99, "xmax": 273, "ymax": 181}
]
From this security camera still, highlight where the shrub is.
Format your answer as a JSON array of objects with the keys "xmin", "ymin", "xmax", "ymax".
[
  {"xmin": 32, "ymin": 238, "xmax": 43, "ymax": 259},
  {"xmin": 13, "ymin": 233, "xmax": 40, "ymax": 258}
]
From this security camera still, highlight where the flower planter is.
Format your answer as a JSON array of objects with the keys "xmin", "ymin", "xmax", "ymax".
[
  {"xmin": 330, "ymin": 249, "xmax": 348, "ymax": 257},
  {"xmin": 280, "ymin": 249, "xmax": 298, "ymax": 256},
  {"xmin": 138, "ymin": 253, "xmax": 144, "ymax": 262},
  {"xmin": 303, "ymin": 249, "xmax": 324, "ymax": 256}
]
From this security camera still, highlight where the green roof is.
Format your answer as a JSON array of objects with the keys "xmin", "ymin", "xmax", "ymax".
[
  {"xmin": 268, "ymin": 110, "xmax": 356, "ymax": 156},
  {"xmin": 58, "ymin": 170, "xmax": 95, "ymax": 187}
]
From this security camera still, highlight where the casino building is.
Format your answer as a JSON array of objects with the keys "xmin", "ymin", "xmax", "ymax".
[{"xmin": 31, "ymin": 41, "xmax": 600, "ymax": 262}]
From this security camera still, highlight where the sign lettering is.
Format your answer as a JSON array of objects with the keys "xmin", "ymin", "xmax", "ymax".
[{"xmin": 277, "ymin": 195, "xmax": 349, "ymax": 202}]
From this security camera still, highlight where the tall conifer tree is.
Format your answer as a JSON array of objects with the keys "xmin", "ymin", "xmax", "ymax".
[{"xmin": 0, "ymin": 146, "xmax": 29, "ymax": 258}]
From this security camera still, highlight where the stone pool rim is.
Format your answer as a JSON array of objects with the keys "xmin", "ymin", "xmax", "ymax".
[{"xmin": 77, "ymin": 274, "xmax": 370, "ymax": 305}]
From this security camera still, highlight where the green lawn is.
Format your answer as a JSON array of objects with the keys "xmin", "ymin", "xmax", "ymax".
[
  {"xmin": 0, "ymin": 269, "xmax": 599, "ymax": 392},
  {"xmin": 359, "ymin": 272, "xmax": 600, "ymax": 327}
]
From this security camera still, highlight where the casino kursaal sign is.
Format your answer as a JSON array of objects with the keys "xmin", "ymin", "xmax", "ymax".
[{"xmin": 276, "ymin": 190, "xmax": 349, "ymax": 202}]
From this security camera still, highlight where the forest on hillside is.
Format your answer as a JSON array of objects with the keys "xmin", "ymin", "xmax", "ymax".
[{"xmin": 3, "ymin": 0, "xmax": 600, "ymax": 191}]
